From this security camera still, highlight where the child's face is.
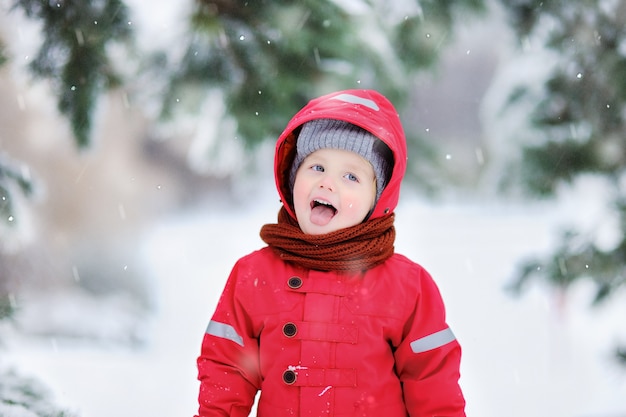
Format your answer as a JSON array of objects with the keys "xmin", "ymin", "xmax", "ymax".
[{"xmin": 292, "ymin": 148, "xmax": 377, "ymax": 235}]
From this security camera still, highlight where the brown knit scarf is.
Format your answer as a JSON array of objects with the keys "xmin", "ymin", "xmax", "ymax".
[{"xmin": 259, "ymin": 206, "xmax": 395, "ymax": 272}]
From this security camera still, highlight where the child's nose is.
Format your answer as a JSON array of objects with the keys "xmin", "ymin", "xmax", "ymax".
[{"xmin": 318, "ymin": 175, "xmax": 335, "ymax": 191}]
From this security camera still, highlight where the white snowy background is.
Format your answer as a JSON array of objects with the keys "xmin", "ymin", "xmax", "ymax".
[{"xmin": 1, "ymin": 1, "xmax": 626, "ymax": 416}]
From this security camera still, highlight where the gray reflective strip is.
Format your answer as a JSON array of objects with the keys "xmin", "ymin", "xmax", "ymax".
[
  {"xmin": 410, "ymin": 328, "xmax": 456, "ymax": 354},
  {"xmin": 332, "ymin": 93, "xmax": 380, "ymax": 111},
  {"xmin": 205, "ymin": 320, "xmax": 244, "ymax": 347}
]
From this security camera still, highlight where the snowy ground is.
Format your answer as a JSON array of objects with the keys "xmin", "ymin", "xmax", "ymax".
[{"xmin": 3, "ymin": 184, "xmax": 626, "ymax": 417}]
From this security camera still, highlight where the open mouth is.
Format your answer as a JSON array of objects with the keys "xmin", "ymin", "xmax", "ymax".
[
  {"xmin": 310, "ymin": 199, "xmax": 337, "ymax": 225},
  {"xmin": 311, "ymin": 199, "xmax": 337, "ymax": 213}
]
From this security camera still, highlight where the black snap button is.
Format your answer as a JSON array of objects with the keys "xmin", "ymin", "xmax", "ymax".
[
  {"xmin": 282, "ymin": 322, "xmax": 297, "ymax": 337},
  {"xmin": 282, "ymin": 369, "xmax": 296, "ymax": 385},
  {"xmin": 287, "ymin": 276, "xmax": 303, "ymax": 289}
]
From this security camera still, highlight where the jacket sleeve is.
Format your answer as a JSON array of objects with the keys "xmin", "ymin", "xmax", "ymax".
[
  {"xmin": 394, "ymin": 267, "xmax": 466, "ymax": 417},
  {"xmin": 195, "ymin": 259, "xmax": 261, "ymax": 417}
]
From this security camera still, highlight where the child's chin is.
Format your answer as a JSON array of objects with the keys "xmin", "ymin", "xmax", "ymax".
[{"xmin": 302, "ymin": 222, "xmax": 339, "ymax": 235}]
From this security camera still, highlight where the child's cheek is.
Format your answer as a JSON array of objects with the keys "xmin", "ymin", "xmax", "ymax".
[{"xmin": 343, "ymin": 199, "xmax": 366, "ymax": 218}]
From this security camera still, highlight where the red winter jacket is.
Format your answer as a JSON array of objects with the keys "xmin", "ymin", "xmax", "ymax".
[{"xmin": 196, "ymin": 90, "xmax": 465, "ymax": 417}]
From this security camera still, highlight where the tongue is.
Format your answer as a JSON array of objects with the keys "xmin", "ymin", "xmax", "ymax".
[{"xmin": 310, "ymin": 205, "xmax": 335, "ymax": 226}]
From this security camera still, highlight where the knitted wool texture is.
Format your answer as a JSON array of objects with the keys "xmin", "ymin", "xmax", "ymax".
[{"xmin": 260, "ymin": 206, "xmax": 395, "ymax": 272}]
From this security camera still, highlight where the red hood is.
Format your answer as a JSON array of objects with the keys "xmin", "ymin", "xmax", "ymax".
[{"xmin": 274, "ymin": 89, "xmax": 407, "ymax": 220}]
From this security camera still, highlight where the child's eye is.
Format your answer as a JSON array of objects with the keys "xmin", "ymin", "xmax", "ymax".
[
  {"xmin": 311, "ymin": 164, "xmax": 324, "ymax": 172},
  {"xmin": 345, "ymin": 173, "xmax": 359, "ymax": 182}
]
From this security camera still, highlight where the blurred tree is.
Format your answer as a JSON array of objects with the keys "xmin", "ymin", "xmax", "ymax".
[
  {"xmin": 0, "ymin": 39, "xmax": 6, "ymax": 66},
  {"xmin": 0, "ymin": 155, "xmax": 34, "ymax": 227},
  {"xmin": 497, "ymin": 0, "xmax": 626, "ymax": 364},
  {"xmin": 11, "ymin": 0, "xmax": 133, "ymax": 148},
  {"xmin": 0, "ymin": 368, "xmax": 75, "ymax": 417},
  {"xmin": 7, "ymin": 0, "xmax": 487, "ymax": 149},
  {"xmin": 160, "ymin": 0, "xmax": 485, "ymax": 146}
]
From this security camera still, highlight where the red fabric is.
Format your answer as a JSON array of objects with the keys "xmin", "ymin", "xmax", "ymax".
[
  {"xmin": 196, "ymin": 250, "xmax": 465, "ymax": 417},
  {"xmin": 196, "ymin": 90, "xmax": 465, "ymax": 417}
]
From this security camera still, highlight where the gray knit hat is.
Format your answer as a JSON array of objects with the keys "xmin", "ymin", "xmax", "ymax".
[{"xmin": 289, "ymin": 119, "xmax": 392, "ymax": 202}]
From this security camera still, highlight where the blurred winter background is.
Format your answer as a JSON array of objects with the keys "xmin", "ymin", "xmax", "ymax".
[{"xmin": 1, "ymin": 0, "xmax": 626, "ymax": 416}]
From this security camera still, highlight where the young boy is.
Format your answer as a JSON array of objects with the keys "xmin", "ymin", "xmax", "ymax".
[{"xmin": 195, "ymin": 89, "xmax": 465, "ymax": 417}]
